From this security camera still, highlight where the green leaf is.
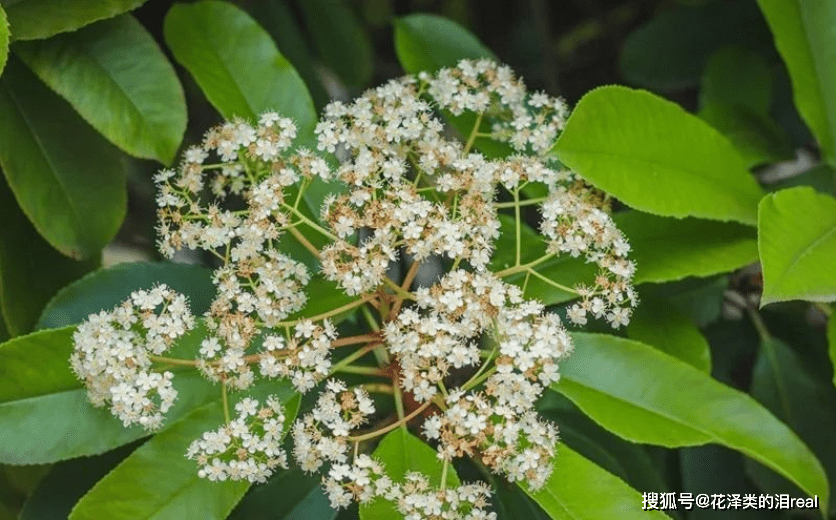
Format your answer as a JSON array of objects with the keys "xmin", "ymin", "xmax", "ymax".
[
  {"xmin": 360, "ymin": 429, "xmax": 460, "ymax": 520},
  {"xmin": 0, "ymin": 58, "xmax": 126, "ymax": 259},
  {"xmin": 748, "ymin": 336, "xmax": 836, "ymax": 516},
  {"xmin": 3, "ymin": 0, "xmax": 145, "ymax": 41},
  {"xmin": 0, "ymin": 7, "xmax": 8, "ymax": 75},
  {"xmin": 493, "ymin": 480, "xmax": 551, "ymax": 520},
  {"xmin": 538, "ymin": 396, "xmax": 667, "ymax": 494},
  {"xmin": 615, "ymin": 211, "xmax": 758, "ymax": 284},
  {"xmin": 620, "ymin": 1, "xmax": 774, "ymax": 91},
  {"xmin": 627, "ymin": 295, "xmax": 712, "ymax": 373},
  {"xmin": 69, "ymin": 385, "xmax": 301, "ymax": 520},
  {"xmin": 14, "ymin": 15, "xmax": 187, "ymax": 164},
  {"xmin": 554, "ymin": 86, "xmax": 764, "ymax": 225},
  {"xmin": 229, "ymin": 466, "xmax": 335, "ymax": 520},
  {"xmin": 0, "ymin": 177, "xmax": 96, "ymax": 336},
  {"xmin": 394, "ymin": 14, "xmax": 494, "ymax": 74},
  {"xmin": 700, "ymin": 47, "xmax": 773, "ymax": 114},
  {"xmin": 521, "ymin": 445, "xmax": 670, "ymax": 520},
  {"xmin": 298, "ymin": 0, "xmax": 373, "ymax": 88},
  {"xmin": 0, "ymin": 326, "xmax": 219, "ymax": 465},
  {"xmin": 698, "ymin": 103, "xmax": 795, "ymax": 168},
  {"xmin": 757, "ymin": 0, "xmax": 836, "ymax": 164},
  {"xmin": 36, "ymin": 261, "xmax": 215, "ymax": 331},
  {"xmin": 758, "ymin": 187, "xmax": 836, "ymax": 305},
  {"xmin": 20, "ymin": 445, "xmax": 136, "ymax": 520},
  {"xmin": 163, "ymin": 0, "xmax": 315, "ymax": 143},
  {"xmin": 553, "ymin": 332, "xmax": 829, "ymax": 512}
]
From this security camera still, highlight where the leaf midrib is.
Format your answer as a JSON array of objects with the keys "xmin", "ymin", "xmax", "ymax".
[
  {"xmin": 558, "ymin": 146, "xmax": 761, "ymax": 210},
  {"xmin": 2, "ymin": 79, "xmax": 84, "ymax": 248},
  {"xmin": 190, "ymin": 8, "xmax": 255, "ymax": 120},
  {"xmin": 80, "ymin": 30, "xmax": 168, "ymax": 157},
  {"xmin": 558, "ymin": 364, "xmax": 821, "ymax": 499},
  {"xmin": 559, "ymin": 377, "xmax": 713, "ymax": 444},
  {"xmin": 796, "ymin": 1, "xmax": 835, "ymax": 156},
  {"xmin": 541, "ymin": 486, "xmax": 583, "ymax": 520},
  {"xmin": 772, "ymin": 216, "xmax": 836, "ymax": 293}
]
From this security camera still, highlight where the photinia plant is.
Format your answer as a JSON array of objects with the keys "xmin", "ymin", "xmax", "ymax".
[{"xmin": 70, "ymin": 59, "xmax": 638, "ymax": 517}]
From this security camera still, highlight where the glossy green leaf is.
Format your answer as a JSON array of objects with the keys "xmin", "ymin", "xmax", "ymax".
[
  {"xmin": 757, "ymin": 0, "xmax": 836, "ymax": 164},
  {"xmin": 20, "ymin": 445, "xmax": 136, "ymax": 520},
  {"xmin": 522, "ymin": 445, "xmax": 670, "ymax": 520},
  {"xmin": 36, "ymin": 261, "xmax": 215, "ymax": 331},
  {"xmin": 3, "ymin": 0, "xmax": 145, "ymax": 41},
  {"xmin": 620, "ymin": 1, "xmax": 774, "ymax": 90},
  {"xmin": 554, "ymin": 86, "xmax": 764, "ymax": 225},
  {"xmin": 361, "ymin": 429, "xmax": 460, "ymax": 520},
  {"xmin": 394, "ymin": 14, "xmax": 494, "ymax": 74},
  {"xmin": 615, "ymin": 211, "xmax": 758, "ymax": 284},
  {"xmin": 229, "ymin": 467, "xmax": 335, "ymax": 520},
  {"xmin": 700, "ymin": 47, "xmax": 773, "ymax": 114},
  {"xmin": 0, "ymin": 177, "xmax": 96, "ymax": 336},
  {"xmin": 493, "ymin": 480, "xmax": 551, "ymax": 520},
  {"xmin": 164, "ymin": 0, "xmax": 315, "ymax": 143},
  {"xmin": 748, "ymin": 336, "xmax": 836, "ymax": 516},
  {"xmin": 627, "ymin": 295, "xmax": 712, "ymax": 372},
  {"xmin": 0, "ymin": 7, "xmax": 8, "ymax": 75},
  {"xmin": 758, "ymin": 187, "xmax": 836, "ymax": 305},
  {"xmin": 553, "ymin": 333, "xmax": 829, "ymax": 512},
  {"xmin": 698, "ymin": 103, "xmax": 795, "ymax": 168},
  {"xmin": 0, "ymin": 58, "xmax": 126, "ymax": 259},
  {"xmin": 298, "ymin": 0, "xmax": 373, "ymax": 88},
  {"xmin": 69, "ymin": 386, "xmax": 301, "ymax": 520},
  {"xmin": 15, "ymin": 15, "xmax": 187, "ymax": 164},
  {"xmin": 0, "ymin": 326, "xmax": 219, "ymax": 465},
  {"xmin": 538, "ymin": 397, "xmax": 667, "ymax": 494}
]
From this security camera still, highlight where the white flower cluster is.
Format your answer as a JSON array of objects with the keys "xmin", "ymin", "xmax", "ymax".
[
  {"xmin": 292, "ymin": 380, "xmax": 496, "ymax": 517},
  {"xmin": 393, "ymin": 474, "xmax": 496, "ymax": 520},
  {"xmin": 384, "ymin": 270, "xmax": 519, "ymax": 402},
  {"xmin": 424, "ymin": 59, "xmax": 569, "ymax": 154},
  {"xmin": 419, "ymin": 293, "xmax": 571, "ymax": 489},
  {"xmin": 314, "ymin": 78, "xmax": 501, "ymax": 295},
  {"xmin": 187, "ymin": 395, "xmax": 289, "ymax": 483},
  {"xmin": 258, "ymin": 320, "xmax": 338, "ymax": 392},
  {"xmin": 291, "ymin": 380, "xmax": 376, "ymax": 473},
  {"xmin": 70, "ymin": 57, "xmax": 641, "ymax": 518},
  {"xmin": 70, "ymin": 285, "xmax": 195, "ymax": 430},
  {"xmin": 156, "ymin": 111, "xmax": 320, "ymax": 259},
  {"xmin": 541, "ymin": 187, "xmax": 637, "ymax": 327}
]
